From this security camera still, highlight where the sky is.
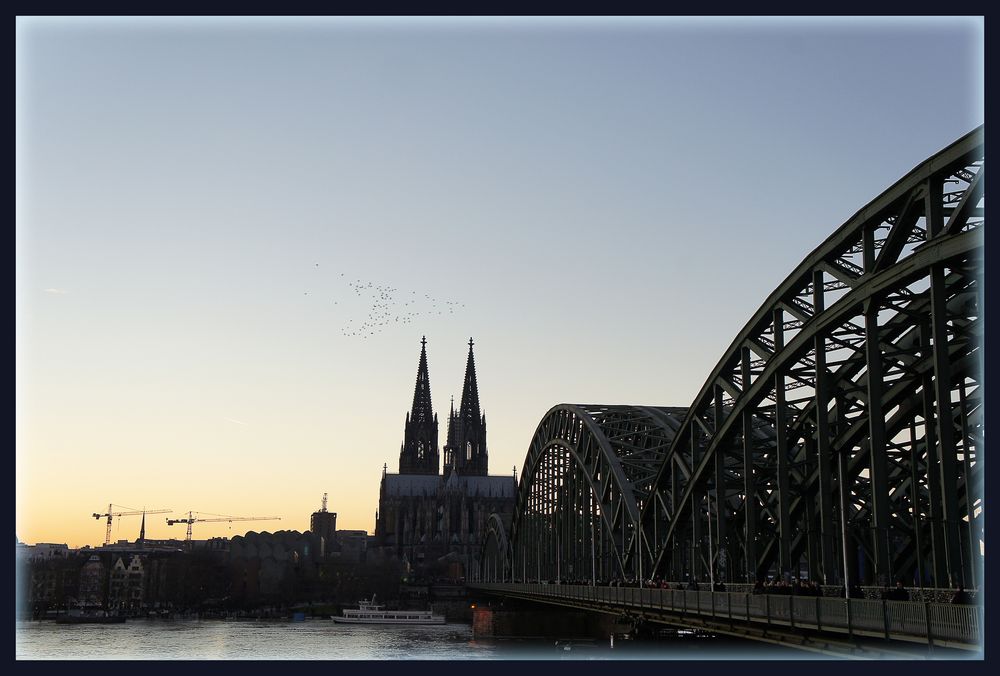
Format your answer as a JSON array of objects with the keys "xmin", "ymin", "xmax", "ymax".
[{"xmin": 15, "ymin": 17, "xmax": 983, "ymax": 548}]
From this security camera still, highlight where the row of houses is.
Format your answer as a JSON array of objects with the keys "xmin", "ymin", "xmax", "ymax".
[{"xmin": 17, "ymin": 529, "xmax": 400, "ymax": 616}]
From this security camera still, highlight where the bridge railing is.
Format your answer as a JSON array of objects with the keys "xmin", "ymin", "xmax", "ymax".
[
  {"xmin": 818, "ymin": 597, "xmax": 849, "ymax": 629},
  {"xmin": 469, "ymin": 583, "xmax": 982, "ymax": 648},
  {"xmin": 928, "ymin": 603, "xmax": 982, "ymax": 643}
]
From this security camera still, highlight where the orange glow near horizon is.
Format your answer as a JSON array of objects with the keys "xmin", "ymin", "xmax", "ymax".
[{"xmin": 15, "ymin": 331, "xmax": 550, "ymax": 549}]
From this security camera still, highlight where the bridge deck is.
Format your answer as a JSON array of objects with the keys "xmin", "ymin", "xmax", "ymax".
[{"xmin": 470, "ymin": 583, "xmax": 982, "ymax": 652}]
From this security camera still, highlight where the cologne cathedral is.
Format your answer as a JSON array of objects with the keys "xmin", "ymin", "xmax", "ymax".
[{"xmin": 373, "ymin": 337, "xmax": 516, "ymax": 578}]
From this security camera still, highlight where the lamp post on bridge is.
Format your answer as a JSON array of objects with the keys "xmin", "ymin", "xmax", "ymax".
[
  {"xmin": 591, "ymin": 516, "xmax": 597, "ymax": 586},
  {"xmin": 839, "ymin": 450, "xmax": 852, "ymax": 600},
  {"xmin": 708, "ymin": 491, "xmax": 715, "ymax": 590},
  {"xmin": 556, "ymin": 527, "xmax": 560, "ymax": 584}
]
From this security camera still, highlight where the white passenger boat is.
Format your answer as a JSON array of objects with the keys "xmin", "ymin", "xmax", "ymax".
[{"xmin": 333, "ymin": 597, "xmax": 445, "ymax": 624}]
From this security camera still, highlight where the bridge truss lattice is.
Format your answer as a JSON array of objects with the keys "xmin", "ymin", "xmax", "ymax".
[{"xmin": 484, "ymin": 127, "xmax": 983, "ymax": 591}]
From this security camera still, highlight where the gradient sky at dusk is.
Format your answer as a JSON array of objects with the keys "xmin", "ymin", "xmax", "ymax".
[{"xmin": 16, "ymin": 17, "xmax": 983, "ymax": 547}]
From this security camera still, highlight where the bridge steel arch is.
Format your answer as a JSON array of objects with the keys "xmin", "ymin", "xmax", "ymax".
[
  {"xmin": 632, "ymin": 127, "xmax": 984, "ymax": 590},
  {"xmin": 503, "ymin": 405, "xmax": 687, "ymax": 584},
  {"xmin": 481, "ymin": 513, "xmax": 510, "ymax": 582}
]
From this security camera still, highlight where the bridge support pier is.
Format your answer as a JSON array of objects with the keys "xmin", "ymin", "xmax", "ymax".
[{"xmin": 471, "ymin": 602, "xmax": 625, "ymax": 640}]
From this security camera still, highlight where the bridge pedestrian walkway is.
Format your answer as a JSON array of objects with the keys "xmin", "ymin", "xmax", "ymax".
[{"xmin": 469, "ymin": 583, "xmax": 981, "ymax": 653}]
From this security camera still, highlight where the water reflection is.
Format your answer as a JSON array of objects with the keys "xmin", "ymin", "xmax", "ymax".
[{"xmin": 17, "ymin": 619, "xmax": 804, "ymax": 660}]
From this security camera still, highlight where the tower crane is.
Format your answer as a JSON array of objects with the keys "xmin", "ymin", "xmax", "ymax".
[
  {"xmin": 166, "ymin": 511, "xmax": 281, "ymax": 541},
  {"xmin": 93, "ymin": 505, "xmax": 172, "ymax": 546}
]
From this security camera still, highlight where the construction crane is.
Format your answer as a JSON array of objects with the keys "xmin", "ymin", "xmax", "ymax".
[
  {"xmin": 166, "ymin": 511, "xmax": 281, "ymax": 541},
  {"xmin": 93, "ymin": 504, "xmax": 172, "ymax": 546}
]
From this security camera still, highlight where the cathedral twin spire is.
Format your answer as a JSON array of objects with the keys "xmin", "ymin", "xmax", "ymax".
[
  {"xmin": 447, "ymin": 338, "xmax": 488, "ymax": 476},
  {"xmin": 458, "ymin": 338, "xmax": 481, "ymax": 425},
  {"xmin": 409, "ymin": 336, "xmax": 434, "ymax": 424},
  {"xmin": 398, "ymin": 337, "xmax": 488, "ymax": 476},
  {"xmin": 399, "ymin": 336, "xmax": 439, "ymax": 474}
]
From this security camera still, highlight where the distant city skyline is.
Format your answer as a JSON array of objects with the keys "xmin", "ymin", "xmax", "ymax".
[{"xmin": 16, "ymin": 16, "xmax": 983, "ymax": 547}]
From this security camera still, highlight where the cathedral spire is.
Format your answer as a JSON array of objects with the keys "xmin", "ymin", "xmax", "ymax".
[
  {"xmin": 459, "ymin": 337, "xmax": 481, "ymax": 424},
  {"xmin": 444, "ymin": 337, "xmax": 488, "ymax": 476},
  {"xmin": 399, "ymin": 337, "xmax": 440, "ymax": 474},
  {"xmin": 410, "ymin": 336, "xmax": 433, "ymax": 424}
]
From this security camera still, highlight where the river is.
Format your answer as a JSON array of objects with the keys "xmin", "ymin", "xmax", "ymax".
[{"xmin": 16, "ymin": 618, "xmax": 808, "ymax": 660}]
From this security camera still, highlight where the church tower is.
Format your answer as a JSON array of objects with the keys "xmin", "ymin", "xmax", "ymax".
[
  {"xmin": 398, "ymin": 336, "xmax": 440, "ymax": 474},
  {"xmin": 444, "ymin": 338, "xmax": 488, "ymax": 476}
]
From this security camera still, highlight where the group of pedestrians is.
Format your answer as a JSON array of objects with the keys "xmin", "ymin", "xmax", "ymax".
[
  {"xmin": 603, "ymin": 577, "xmax": 715, "ymax": 590},
  {"xmin": 523, "ymin": 575, "xmax": 976, "ymax": 605},
  {"xmin": 881, "ymin": 581, "xmax": 974, "ymax": 604},
  {"xmin": 880, "ymin": 580, "xmax": 910, "ymax": 601},
  {"xmin": 751, "ymin": 577, "xmax": 822, "ymax": 596}
]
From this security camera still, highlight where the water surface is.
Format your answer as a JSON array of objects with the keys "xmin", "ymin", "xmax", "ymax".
[{"xmin": 16, "ymin": 618, "xmax": 804, "ymax": 660}]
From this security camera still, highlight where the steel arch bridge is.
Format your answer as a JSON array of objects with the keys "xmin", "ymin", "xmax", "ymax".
[
  {"xmin": 501, "ymin": 404, "xmax": 688, "ymax": 584},
  {"xmin": 483, "ymin": 126, "xmax": 984, "ymax": 592}
]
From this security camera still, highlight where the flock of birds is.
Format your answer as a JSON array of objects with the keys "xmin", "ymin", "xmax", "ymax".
[{"xmin": 305, "ymin": 263, "xmax": 465, "ymax": 339}]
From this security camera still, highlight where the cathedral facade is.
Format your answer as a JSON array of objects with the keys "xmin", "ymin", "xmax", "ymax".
[{"xmin": 373, "ymin": 338, "xmax": 516, "ymax": 579}]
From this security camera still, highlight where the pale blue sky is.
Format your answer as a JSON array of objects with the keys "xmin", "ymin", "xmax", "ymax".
[{"xmin": 16, "ymin": 17, "xmax": 983, "ymax": 544}]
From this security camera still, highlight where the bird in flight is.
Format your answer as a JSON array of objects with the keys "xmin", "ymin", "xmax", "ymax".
[{"xmin": 303, "ymin": 263, "xmax": 466, "ymax": 340}]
